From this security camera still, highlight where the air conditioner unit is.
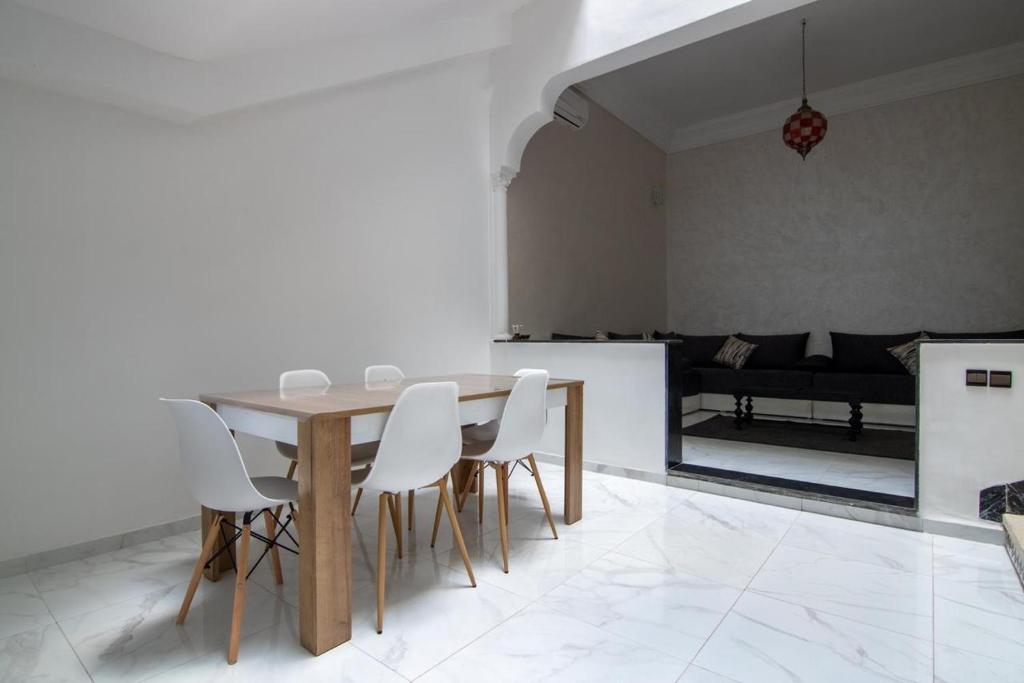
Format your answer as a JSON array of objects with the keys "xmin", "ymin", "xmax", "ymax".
[{"xmin": 553, "ymin": 89, "xmax": 589, "ymax": 130}]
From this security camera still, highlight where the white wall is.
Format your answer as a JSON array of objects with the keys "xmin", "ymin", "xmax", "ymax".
[
  {"xmin": 918, "ymin": 342, "xmax": 1024, "ymax": 529},
  {"xmin": 491, "ymin": 342, "xmax": 668, "ymax": 474},
  {"xmin": 0, "ymin": 58, "xmax": 492, "ymax": 563}
]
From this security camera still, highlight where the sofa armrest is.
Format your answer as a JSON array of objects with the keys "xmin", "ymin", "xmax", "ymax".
[{"xmin": 792, "ymin": 354, "xmax": 832, "ymax": 371}]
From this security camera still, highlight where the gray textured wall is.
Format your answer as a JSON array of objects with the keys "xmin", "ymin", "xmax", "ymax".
[
  {"xmin": 508, "ymin": 94, "xmax": 667, "ymax": 339},
  {"xmin": 666, "ymin": 76, "xmax": 1024, "ymax": 355}
]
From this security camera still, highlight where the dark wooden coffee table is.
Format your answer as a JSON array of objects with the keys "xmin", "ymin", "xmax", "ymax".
[{"xmin": 731, "ymin": 386, "xmax": 864, "ymax": 441}]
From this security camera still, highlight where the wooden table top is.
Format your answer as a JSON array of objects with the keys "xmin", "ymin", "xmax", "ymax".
[{"xmin": 200, "ymin": 373, "xmax": 583, "ymax": 419}]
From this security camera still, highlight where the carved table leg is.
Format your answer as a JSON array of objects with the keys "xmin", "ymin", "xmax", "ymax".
[
  {"xmin": 744, "ymin": 396, "xmax": 754, "ymax": 424},
  {"xmin": 848, "ymin": 400, "xmax": 864, "ymax": 441},
  {"xmin": 733, "ymin": 393, "xmax": 744, "ymax": 430}
]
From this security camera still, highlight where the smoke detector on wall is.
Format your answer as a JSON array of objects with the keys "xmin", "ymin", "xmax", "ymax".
[{"xmin": 554, "ymin": 88, "xmax": 590, "ymax": 129}]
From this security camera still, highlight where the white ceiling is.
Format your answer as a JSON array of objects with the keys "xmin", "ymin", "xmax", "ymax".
[
  {"xmin": 14, "ymin": 0, "xmax": 530, "ymax": 61},
  {"xmin": 579, "ymin": 0, "xmax": 1024, "ymax": 150}
]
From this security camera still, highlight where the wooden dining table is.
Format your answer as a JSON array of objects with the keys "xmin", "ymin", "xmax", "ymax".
[{"xmin": 198, "ymin": 373, "xmax": 583, "ymax": 656}]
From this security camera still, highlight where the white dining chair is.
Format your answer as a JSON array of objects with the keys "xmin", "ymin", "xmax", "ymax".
[
  {"xmin": 354, "ymin": 365, "xmax": 412, "ymax": 529},
  {"xmin": 161, "ymin": 399, "xmax": 299, "ymax": 665},
  {"xmin": 277, "ymin": 369, "xmax": 376, "ymax": 517},
  {"xmin": 437, "ymin": 370, "xmax": 556, "ymax": 573},
  {"xmin": 349, "ymin": 381, "xmax": 476, "ymax": 633}
]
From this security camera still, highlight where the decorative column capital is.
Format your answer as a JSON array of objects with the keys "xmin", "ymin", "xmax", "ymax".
[{"xmin": 491, "ymin": 165, "xmax": 517, "ymax": 190}]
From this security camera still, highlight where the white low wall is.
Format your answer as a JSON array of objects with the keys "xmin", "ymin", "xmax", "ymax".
[
  {"xmin": 919, "ymin": 342, "xmax": 1024, "ymax": 532},
  {"xmin": 491, "ymin": 342, "xmax": 667, "ymax": 474}
]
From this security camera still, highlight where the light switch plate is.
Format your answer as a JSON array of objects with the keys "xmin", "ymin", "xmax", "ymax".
[
  {"xmin": 966, "ymin": 369, "xmax": 988, "ymax": 387},
  {"xmin": 990, "ymin": 371, "xmax": 1013, "ymax": 388}
]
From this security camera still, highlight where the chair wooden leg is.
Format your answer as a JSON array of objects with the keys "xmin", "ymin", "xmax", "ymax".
[
  {"xmin": 387, "ymin": 494, "xmax": 403, "ymax": 559},
  {"xmin": 272, "ymin": 461, "xmax": 298, "ymax": 526},
  {"xmin": 494, "ymin": 464, "xmax": 510, "ymax": 573},
  {"xmin": 439, "ymin": 476, "xmax": 476, "ymax": 586},
  {"xmin": 263, "ymin": 510, "xmax": 284, "ymax": 584},
  {"xmin": 376, "ymin": 494, "xmax": 388, "ymax": 634},
  {"xmin": 430, "ymin": 486, "xmax": 444, "ymax": 547},
  {"xmin": 477, "ymin": 461, "xmax": 485, "ymax": 524},
  {"xmin": 408, "ymin": 490, "xmax": 415, "ymax": 531},
  {"xmin": 178, "ymin": 515, "xmax": 222, "ymax": 624},
  {"xmin": 227, "ymin": 523, "xmax": 251, "ymax": 665},
  {"xmin": 351, "ymin": 487, "xmax": 363, "ymax": 515},
  {"xmin": 457, "ymin": 462, "xmax": 478, "ymax": 512},
  {"xmin": 527, "ymin": 454, "xmax": 558, "ymax": 540}
]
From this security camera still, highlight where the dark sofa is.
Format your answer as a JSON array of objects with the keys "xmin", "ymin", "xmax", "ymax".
[{"xmin": 662, "ymin": 329, "xmax": 1024, "ymax": 409}]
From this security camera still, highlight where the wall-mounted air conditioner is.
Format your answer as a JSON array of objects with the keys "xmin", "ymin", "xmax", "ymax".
[{"xmin": 553, "ymin": 88, "xmax": 589, "ymax": 130}]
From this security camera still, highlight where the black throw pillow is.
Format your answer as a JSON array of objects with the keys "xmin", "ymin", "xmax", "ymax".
[
  {"xmin": 736, "ymin": 332, "xmax": 810, "ymax": 370},
  {"xmin": 830, "ymin": 331, "xmax": 922, "ymax": 374},
  {"xmin": 607, "ymin": 332, "xmax": 644, "ymax": 340},
  {"xmin": 551, "ymin": 332, "xmax": 591, "ymax": 340},
  {"xmin": 676, "ymin": 334, "xmax": 732, "ymax": 367},
  {"xmin": 652, "ymin": 330, "xmax": 681, "ymax": 340}
]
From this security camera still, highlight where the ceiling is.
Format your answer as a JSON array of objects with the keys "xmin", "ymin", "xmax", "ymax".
[
  {"xmin": 14, "ymin": 0, "xmax": 530, "ymax": 61},
  {"xmin": 0, "ymin": 0, "xmax": 530, "ymax": 121},
  {"xmin": 579, "ymin": 0, "xmax": 1024, "ymax": 150}
]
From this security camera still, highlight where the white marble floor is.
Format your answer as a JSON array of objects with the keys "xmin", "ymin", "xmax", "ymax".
[
  {"xmin": 682, "ymin": 412, "xmax": 916, "ymax": 498},
  {"xmin": 2, "ymin": 462, "xmax": 1020, "ymax": 682}
]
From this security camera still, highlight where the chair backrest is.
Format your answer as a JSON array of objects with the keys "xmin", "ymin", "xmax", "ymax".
[
  {"xmin": 365, "ymin": 365, "xmax": 404, "ymax": 383},
  {"xmin": 361, "ymin": 382, "xmax": 461, "ymax": 493},
  {"xmin": 486, "ymin": 370, "xmax": 549, "ymax": 461},
  {"xmin": 160, "ymin": 399, "xmax": 270, "ymax": 512},
  {"xmin": 280, "ymin": 369, "xmax": 331, "ymax": 390}
]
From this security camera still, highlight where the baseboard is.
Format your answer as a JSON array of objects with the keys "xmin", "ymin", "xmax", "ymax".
[
  {"xmin": 0, "ymin": 515, "xmax": 201, "ymax": 580},
  {"xmin": 531, "ymin": 451, "xmax": 667, "ymax": 485}
]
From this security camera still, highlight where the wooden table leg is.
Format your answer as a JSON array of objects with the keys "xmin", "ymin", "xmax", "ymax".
[
  {"xmin": 297, "ymin": 415, "xmax": 352, "ymax": 655},
  {"xmin": 564, "ymin": 383, "xmax": 583, "ymax": 525},
  {"xmin": 200, "ymin": 506, "xmax": 235, "ymax": 581}
]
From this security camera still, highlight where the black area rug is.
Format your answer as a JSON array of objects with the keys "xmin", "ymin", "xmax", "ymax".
[{"xmin": 683, "ymin": 415, "xmax": 915, "ymax": 461}]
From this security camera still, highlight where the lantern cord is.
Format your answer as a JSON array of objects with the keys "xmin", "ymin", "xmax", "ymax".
[{"xmin": 801, "ymin": 18, "xmax": 807, "ymax": 104}]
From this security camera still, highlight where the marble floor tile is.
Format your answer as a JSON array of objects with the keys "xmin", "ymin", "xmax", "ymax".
[
  {"xmin": 59, "ymin": 578, "xmax": 290, "ymax": 682},
  {"xmin": 145, "ymin": 618, "xmax": 406, "ymax": 683},
  {"xmin": 31, "ymin": 533, "xmax": 200, "ymax": 621},
  {"xmin": 0, "ymin": 623, "xmax": 91, "ymax": 682},
  {"xmin": 0, "ymin": 573, "xmax": 54, "ymax": 641},
  {"xmin": 933, "ymin": 535, "xmax": 1021, "ymax": 592},
  {"xmin": 613, "ymin": 493, "xmax": 796, "ymax": 589},
  {"xmin": 934, "ymin": 577, "xmax": 1024, "ymax": 666},
  {"xmin": 677, "ymin": 665, "xmax": 741, "ymax": 682},
  {"xmin": 417, "ymin": 605, "xmax": 689, "ymax": 683},
  {"xmin": 348, "ymin": 558, "xmax": 530, "ymax": 680},
  {"xmin": 435, "ymin": 517, "xmax": 608, "ymax": 600},
  {"xmin": 539, "ymin": 552, "xmax": 740, "ymax": 661},
  {"xmin": 933, "ymin": 643, "xmax": 1024, "ymax": 683},
  {"xmin": 748, "ymin": 545, "xmax": 933, "ymax": 640},
  {"xmin": 692, "ymin": 593, "xmax": 932, "ymax": 683},
  {"xmin": 780, "ymin": 511, "xmax": 933, "ymax": 575}
]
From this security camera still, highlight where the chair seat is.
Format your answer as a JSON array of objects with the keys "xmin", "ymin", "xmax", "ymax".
[
  {"xmin": 251, "ymin": 476, "xmax": 299, "ymax": 506},
  {"xmin": 461, "ymin": 421, "xmax": 499, "ymax": 444},
  {"xmin": 276, "ymin": 440, "xmax": 378, "ymax": 467},
  {"xmin": 460, "ymin": 437, "xmax": 501, "ymax": 461}
]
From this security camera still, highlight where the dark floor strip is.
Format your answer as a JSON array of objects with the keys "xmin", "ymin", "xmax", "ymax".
[{"xmin": 669, "ymin": 462, "xmax": 916, "ymax": 509}]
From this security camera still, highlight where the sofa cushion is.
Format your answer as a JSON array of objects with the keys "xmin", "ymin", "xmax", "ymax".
[
  {"xmin": 607, "ymin": 331, "xmax": 644, "ymax": 340},
  {"xmin": 653, "ymin": 330, "xmax": 681, "ymax": 340},
  {"xmin": 792, "ymin": 354, "xmax": 833, "ymax": 371},
  {"xmin": 813, "ymin": 372, "xmax": 916, "ymax": 405},
  {"xmin": 830, "ymin": 331, "xmax": 921, "ymax": 374},
  {"xmin": 677, "ymin": 334, "xmax": 731, "ymax": 367},
  {"xmin": 737, "ymin": 332, "xmax": 810, "ymax": 369},
  {"xmin": 551, "ymin": 332, "xmax": 591, "ymax": 340},
  {"xmin": 698, "ymin": 368, "xmax": 813, "ymax": 395},
  {"xmin": 924, "ymin": 329, "xmax": 1024, "ymax": 340}
]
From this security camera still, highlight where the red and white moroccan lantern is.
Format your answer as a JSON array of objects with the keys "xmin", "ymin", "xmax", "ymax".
[{"xmin": 782, "ymin": 20, "xmax": 827, "ymax": 160}]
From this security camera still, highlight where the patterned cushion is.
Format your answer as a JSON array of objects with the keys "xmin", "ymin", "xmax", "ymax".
[
  {"xmin": 713, "ymin": 336, "xmax": 758, "ymax": 370},
  {"xmin": 887, "ymin": 334, "xmax": 929, "ymax": 376}
]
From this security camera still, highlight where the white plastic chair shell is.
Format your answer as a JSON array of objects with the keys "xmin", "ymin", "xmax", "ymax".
[
  {"xmin": 365, "ymin": 365, "xmax": 405, "ymax": 383},
  {"xmin": 161, "ymin": 399, "xmax": 297, "ymax": 512},
  {"xmin": 280, "ymin": 369, "xmax": 331, "ymax": 390},
  {"xmin": 360, "ymin": 382, "xmax": 461, "ymax": 494},
  {"xmin": 462, "ymin": 370, "xmax": 548, "ymax": 463}
]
